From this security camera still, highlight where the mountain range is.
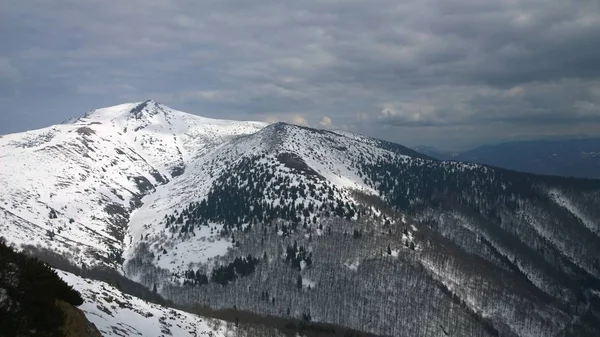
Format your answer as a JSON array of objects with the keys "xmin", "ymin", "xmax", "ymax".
[
  {"xmin": 415, "ymin": 138, "xmax": 600, "ymax": 179},
  {"xmin": 1, "ymin": 100, "xmax": 600, "ymax": 337}
]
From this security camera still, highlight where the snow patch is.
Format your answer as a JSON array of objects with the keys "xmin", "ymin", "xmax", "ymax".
[
  {"xmin": 344, "ymin": 259, "xmax": 360, "ymax": 271},
  {"xmin": 549, "ymin": 189, "xmax": 599, "ymax": 235}
]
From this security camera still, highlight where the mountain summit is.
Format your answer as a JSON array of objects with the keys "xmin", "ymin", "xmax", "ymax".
[{"xmin": 2, "ymin": 102, "xmax": 600, "ymax": 336}]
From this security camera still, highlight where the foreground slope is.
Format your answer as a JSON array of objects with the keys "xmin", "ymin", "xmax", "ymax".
[
  {"xmin": 0, "ymin": 239, "xmax": 101, "ymax": 337},
  {"xmin": 56, "ymin": 270, "xmax": 235, "ymax": 337}
]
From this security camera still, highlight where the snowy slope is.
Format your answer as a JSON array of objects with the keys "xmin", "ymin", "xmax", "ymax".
[
  {"xmin": 122, "ymin": 122, "xmax": 423, "ymax": 275},
  {"xmin": 57, "ymin": 270, "xmax": 235, "ymax": 337},
  {"xmin": 0, "ymin": 100, "xmax": 266, "ymax": 268}
]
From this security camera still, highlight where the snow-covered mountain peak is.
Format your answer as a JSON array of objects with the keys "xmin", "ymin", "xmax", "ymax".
[
  {"xmin": 75, "ymin": 100, "xmax": 179, "ymax": 132},
  {"xmin": 69, "ymin": 100, "xmax": 270, "ymax": 177},
  {"xmin": 76, "ymin": 100, "xmax": 267, "ymax": 134},
  {"xmin": 79, "ymin": 100, "xmax": 148, "ymax": 121},
  {"xmin": 0, "ymin": 101, "xmax": 268, "ymax": 269}
]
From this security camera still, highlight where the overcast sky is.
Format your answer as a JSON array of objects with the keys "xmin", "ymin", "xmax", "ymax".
[{"xmin": 1, "ymin": 0, "xmax": 599, "ymax": 149}]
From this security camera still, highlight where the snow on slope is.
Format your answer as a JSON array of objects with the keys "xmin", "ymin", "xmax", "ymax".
[
  {"xmin": 548, "ymin": 189, "xmax": 600, "ymax": 235},
  {"xmin": 0, "ymin": 122, "xmax": 164, "ymax": 268},
  {"xmin": 0, "ymin": 101, "xmax": 266, "ymax": 268},
  {"xmin": 78, "ymin": 100, "xmax": 266, "ymax": 177},
  {"xmin": 57, "ymin": 270, "xmax": 235, "ymax": 337},
  {"xmin": 123, "ymin": 122, "xmax": 419, "ymax": 275}
]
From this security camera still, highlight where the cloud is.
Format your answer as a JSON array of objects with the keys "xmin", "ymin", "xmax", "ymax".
[
  {"xmin": 76, "ymin": 83, "xmax": 136, "ymax": 95},
  {"xmin": 0, "ymin": 58, "xmax": 22, "ymax": 83},
  {"xmin": 261, "ymin": 113, "xmax": 308, "ymax": 126},
  {"xmin": 379, "ymin": 102, "xmax": 443, "ymax": 126},
  {"xmin": 178, "ymin": 90, "xmax": 231, "ymax": 103},
  {"xmin": 1, "ymin": 0, "xmax": 599, "ymax": 148},
  {"xmin": 319, "ymin": 116, "xmax": 332, "ymax": 127},
  {"xmin": 291, "ymin": 115, "xmax": 308, "ymax": 126}
]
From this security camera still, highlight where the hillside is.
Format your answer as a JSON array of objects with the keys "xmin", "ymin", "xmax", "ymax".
[
  {"xmin": 55, "ymin": 269, "xmax": 238, "ymax": 337},
  {"xmin": 1, "ymin": 101, "xmax": 600, "ymax": 337}
]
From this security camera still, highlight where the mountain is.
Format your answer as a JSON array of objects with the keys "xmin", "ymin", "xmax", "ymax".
[
  {"xmin": 2, "ymin": 101, "xmax": 600, "ymax": 337},
  {"xmin": 412, "ymin": 145, "xmax": 457, "ymax": 160},
  {"xmin": 418, "ymin": 138, "xmax": 600, "ymax": 179},
  {"xmin": 0, "ymin": 100, "xmax": 265, "ymax": 268}
]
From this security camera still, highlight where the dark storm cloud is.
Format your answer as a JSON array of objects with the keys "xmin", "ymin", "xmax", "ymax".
[{"xmin": 1, "ymin": 0, "xmax": 599, "ymax": 148}]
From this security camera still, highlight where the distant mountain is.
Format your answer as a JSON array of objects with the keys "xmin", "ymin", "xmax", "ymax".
[
  {"xmin": 412, "ymin": 145, "xmax": 457, "ymax": 160},
  {"xmin": 2, "ymin": 101, "xmax": 600, "ymax": 337},
  {"xmin": 417, "ymin": 138, "xmax": 600, "ymax": 179}
]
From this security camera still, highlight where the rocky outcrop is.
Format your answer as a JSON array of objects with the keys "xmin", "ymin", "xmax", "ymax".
[{"xmin": 57, "ymin": 300, "xmax": 103, "ymax": 337}]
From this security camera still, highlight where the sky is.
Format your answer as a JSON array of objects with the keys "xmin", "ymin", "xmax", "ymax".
[{"xmin": 1, "ymin": 0, "xmax": 599, "ymax": 150}]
